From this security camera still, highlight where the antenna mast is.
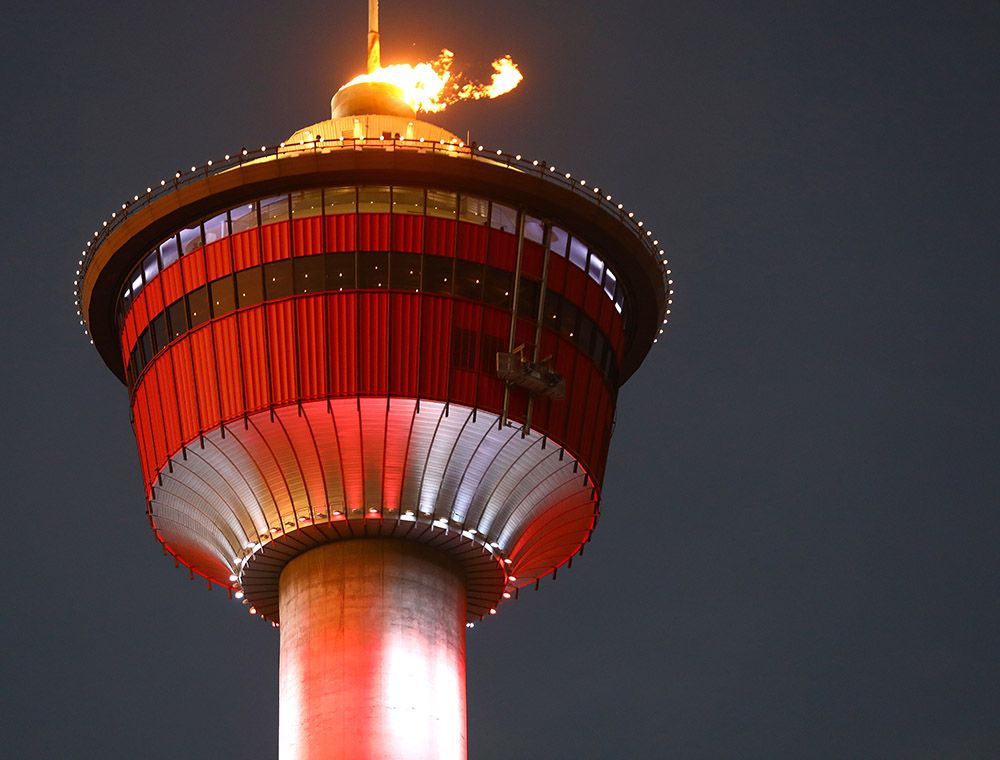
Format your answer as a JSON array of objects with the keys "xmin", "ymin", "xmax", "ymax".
[{"xmin": 367, "ymin": 0, "xmax": 380, "ymax": 74}]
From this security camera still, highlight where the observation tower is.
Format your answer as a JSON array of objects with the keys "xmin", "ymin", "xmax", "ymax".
[{"xmin": 73, "ymin": 7, "xmax": 673, "ymax": 759}]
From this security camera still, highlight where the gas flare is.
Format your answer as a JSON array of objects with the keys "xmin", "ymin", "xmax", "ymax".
[{"xmin": 340, "ymin": 49, "xmax": 523, "ymax": 114}]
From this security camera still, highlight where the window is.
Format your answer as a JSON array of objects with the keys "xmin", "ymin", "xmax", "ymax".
[
  {"xmin": 389, "ymin": 252, "xmax": 421, "ymax": 291},
  {"xmin": 150, "ymin": 313, "xmax": 169, "ymax": 353},
  {"xmin": 291, "ymin": 189, "xmax": 323, "ymax": 218},
  {"xmin": 130, "ymin": 268, "xmax": 143, "ymax": 296},
  {"xmin": 260, "ymin": 194, "xmax": 290, "ymax": 224},
  {"xmin": 210, "ymin": 276, "xmax": 236, "ymax": 317},
  {"xmin": 422, "ymin": 256, "xmax": 453, "ymax": 295},
  {"xmin": 187, "ymin": 286, "xmax": 210, "ymax": 328},
  {"xmin": 358, "ymin": 186, "xmax": 390, "ymax": 213},
  {"xmin": 459, "ymin": 195, "xmax": 489, "ymax": 225},
  {"xmin": 357, "ymin": 251, "xmax": 388, "ymax": 288},
  {"xmin": 517, "ymin": 278, "xmax": 540, "ymax": 319},
  {"xmin": 179, "ymin": 223, "xmax": 203, "ymax": 255},
  {"xmin": 426, "ymin": 189, "xmax": 457, "ymax": 219},
  {"xmin": 167, "ymin": 299, "xmax": 187, "ymax": 338},
  {"xmin": 482, "ymin": 267, "xmax": 513, "ymax": 309},
  {"xmin": 236, "ymin": 268, "xmax": 263, "ymax": 307},
  {"xmin": 454, "ymin": 259, "xmax": 484, "ymax": 300},
  {"xmin": 294, "ymin": 255, "xmax": 325, "ymax": 294},
  {"xmin": 603, "ymin": 268, "xmax": 617, "ymax": 299},
  {"xmin": 524, "ymin": 216, "xmax": 545, "ymax": 245},
  {"xmin": 160, "ymin": 235, "xmax": 180, "ymax": 268},
  {"xmin": 549, "ymin": 227, "xmax": 568, "ymax": 257},
  {"xmin": 450, "ymin": 329, "xmax": 478, "ymax": 371},
  {"xmin": 568, "ymin": 237, "xmax": 588, "ymax": 270},
  {"xmin": 230, "ymin": 202, "xmax": 258, "ymax": 233},
  {"xmin": 324, "ymin": 187, "xmax": 356, "ymax": 215},
  {"xmin": 588, "ymin": 251, "xmax": 604, "ymax": 283},
  {"xmin": 325, "ymin": 253, "xmax": 356, "ymax": 290},
  {"xmin": 139, "ymin": 329, "xmax": 153, "ymax": 364},
  {"xmin": 490, "ymin": 203, "xmax": 517, "ymax": 233},
  {"xmin": 614, "ymin": 288, "xmax": 624, "ymax": 314},
  {"xmin": 203, "ymin": 211, "xmax": 228, "ymax": 244},
  {"xmin": 264, "ymin": 260, "xmax": 293, "ymax": 299},
  {"xmin": 392, "ymin": 186, "xmax": 424, "ymax": 215},
  {"xmin": 142, "ymin": 251, "xmax": 159, "ymax": 283}
]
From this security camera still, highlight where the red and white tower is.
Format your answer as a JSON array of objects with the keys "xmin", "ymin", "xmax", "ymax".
[{"xmin": 74, "ymin": 11, "xmax": 672, "ymax": 759}]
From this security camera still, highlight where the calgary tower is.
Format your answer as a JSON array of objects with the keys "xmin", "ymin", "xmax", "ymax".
[{"xmin": 73, "ymin": 3, "xmax": 673, "ymax": 758}]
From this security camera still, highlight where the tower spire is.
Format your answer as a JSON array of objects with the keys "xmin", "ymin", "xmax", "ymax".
[{"xmin": 367, "ymin": 0, "xmax": 380, "ymax": 74}]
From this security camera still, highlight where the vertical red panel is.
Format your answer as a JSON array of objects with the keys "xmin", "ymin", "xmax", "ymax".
[
  {"xmin": 419, "ymin": 296, "xmax": 451, "ymax": 401},
  {"xmin": 204, "ymin": 239, "xmax": 232, "ymax": 281},
  {"xmin": 169, "ymin": 340, "xmax": 201, "ymax": 443},
  {"xmin": 266, "ymin": 300, "xmax": 297, "ymax": 405},
  {"xmin": 296, "ymin": 297, "xmax": 326, "ymax": 399},
  {"xmin": 476, "ymin": 307, "xmax": 508, "ymax": 412},
  {"xmin": 211, "ymin": 317, "xmax": 243, "ymax": 421},
  {"xmin": 391, "ymin": 215, "xmax": 424, "ymax": 253},
  {"xmin": 424, "ymin": 217, "xmax": 456, "ymax": 257},
  {"xmin": 520, "ymin": 241, "xmax": 544, "ymax": 280},
  {"xmin": 144, "ymin": 274, "xmax": 164, "ymax": 317},
  {"xmin": 130, "ymin": 287, "xmax": 151, "ymax": 336},
  {"xmin": 159, "ymin": 263, "xmax": 184, "ymax": 305},
  {"xmin": 141, "ymin": 366, "xmax": 167, "ymax": 469},
  {"xmin": 456, "ymin": 222, "xmax": 489, "ymax": 263},
  {"xmin": 231, "ymin": 229, "xmax": 261, "ymax": 270},
  {"xmin": 238, "ymin": 308, "xmax": 268, "ymax": 412},
  {"xmin": 188, "ymin": 328, "xmax": 221, "ymax": 426},
  {"xmin": 388, "ymin": 294, "xmax": 420, "ymax": 396},
  {"xmin": 487, "ymin": 228, "xmax": 517, "ymax": 271},
  {"xmin": 123, "ymin": 308, "xmax": 138, "ymax": 356},
  {"xmin": 358, "ymin": 292, "xmax": 388, "ymax": 396},
  {"xmin": 327, "ymin": 293, "xmax": 357, "ymax": 397},
  {"xmin": 292, "ymin": 217, "xmax": 324, "ymax": 257},
  {"xmin": 324, "ymin": 215, "xmax": 356, "ymax": 252},
  {"xmin": 562, "ymin": 265, "xmax": 587, "ymax": 308},
  {"xmin": 180, "ymin": 248, "xmax": 207, "ymax": 292},
  {"xmin": 449, "ymin": 300, "xmax": 479, "ymax": 406},
  {"xmin": 131, "ymin": 391, "xmax": 154, "ymax": 491},
  {"xmin": 261, "ymin": 221, "xmax": 291, "ymax": 263},
  {"xmin": 154, "ymin": 359, "xmax": 182, "ymax": 458},
  {"xmin": 358, "ymin": 213, "xmax": 390, "ymax": 250}
]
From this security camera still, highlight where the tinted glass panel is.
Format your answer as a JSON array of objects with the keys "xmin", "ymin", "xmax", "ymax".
[
  {"xmin": 549, "ymin": 226, "xmax": 568, "ymax": 256},
  {"xmin": 358, "ymin": 186, "xmax": 391, "ymax": 213},
  {"xmin": 524, "ymin": 216, "xmax": 545, "ymax": 244},
  {"xmin": 203, "ymin": 211, "xmax": 228, "ymax": 244},
  {"xmin": 237, "ymin": 268, "xmax": 263, "ymax": 307},
  {"xmin": 389, "ymin": 252, "xmax": 421, "ymax": 291},
  {"xmin": 517, "ymin": 278, "xmax": 539, "ymax": 319},
  {"xmin": 294, "ymin": 255, "xmax": 325, "ymax": 294},
  {"xmin": 392, "ymin": 187, "xmax": 424, "ymax": 215},
  {"xmin": 588, "ymin": 251, "xmax": 605, "ymax": 283},
  {"xmin": 140, "ymin": 330, "xmax": 154, "ymax": 365},
  {"xmin": 160, "ymin": 235, "xmax": 180, "ymax": 268},
  {"xmin": 568, "ymin": 237, "xmax": 588, "ymax": 270},
  {"xmin": 230, "ymin": 202, "xmax": 258, "ymax": 233},
  {"xmin": 426, "ymin": 189, "xmax": 457, "ymax": 219},
  {"xmin": 454, "ymin": 259, "xmax": 484, "ymax": 300},
  {"xmin": 187, "ymin": 286, "xmax": 210, "ymax": 328},
  {"xmin": 264, "ymin": 260, "xmax": 293, "ymax": 298},
  {"xmin": 151, "ymin": 313, "xmax": 169, "ymax": 352},
  {"xmin": 260, "ymin": 194, "xmax": 290, "ymax": 223},
  {"xmin": 180, "ymin": 223, "xmax": 203, "ymax": 255},
  {"xmin": 325, "ymin": 253, "xmax": 356, "ymax": 290},
  {"xmin": 357, "ymin": 251, "xmax": 388, "ymax": 288},
  {"xmin": 131, "ymin": 269, "xmax": 143, "ymax": 295},
  {"xmin": 324, "ymin": 187, "xmax": 356, "ymax": 215},
  {"xmin": 459, "ymin": 195, "xmax": 489, "ymax": 225},
  {"xmin": 167, "ymin": 299, "xmax": 187, "ymax": 338},
  {"xmin": 603, "ymin": 268, "xmax": 617, "ymax": 299},
  {"xmin": 290, "ymin": 189, "xmax": 323, "ymax": 218},
  {"xmin": 482, "ymin": 267, "xmax": 513, "ymax": 309},
  {"xmin": 422, "ymin": 256, "xmax": 453, "ymax": 295},
  {"xmin": 210, "ymin": 276, "xmax": 236, "ymax": 317},
  {"xmin": 490, "ymin": 203, "xmax": 516, "ymax": 232},
  {"xmin": 143, "ymin": 251, "xmax": 159, "ymax": 283}
]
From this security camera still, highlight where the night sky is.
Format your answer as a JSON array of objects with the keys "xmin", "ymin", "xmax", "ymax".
[{"xmin": 3, "ymin": 1, "xmax": 998, "ymax": 757}]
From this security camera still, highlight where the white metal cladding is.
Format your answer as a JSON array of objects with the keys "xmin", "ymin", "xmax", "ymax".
[{"xmin": 148, "ymin": 398, "xmax": 597, "ymax": 586}]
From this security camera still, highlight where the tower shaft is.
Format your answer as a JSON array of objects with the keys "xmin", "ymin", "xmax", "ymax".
[{"xmin": 278, "ymin": 539, "xmax": 467, "ymax": 760}]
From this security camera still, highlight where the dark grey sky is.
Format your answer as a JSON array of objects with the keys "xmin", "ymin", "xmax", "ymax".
[{"xmin": 2, "ymin": 1, "xmax": 997, "ymax": 757}]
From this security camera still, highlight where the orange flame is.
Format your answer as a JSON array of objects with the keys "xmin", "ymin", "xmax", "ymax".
[{"xmin": 341, "ymin": 49, "xmax": 523, "ymax": 113}]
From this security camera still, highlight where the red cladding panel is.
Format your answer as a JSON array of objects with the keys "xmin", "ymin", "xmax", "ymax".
[
  {"xmin": 189, "ymin": 328, "xmax": 221, "ymax": 424},
  {"xmin": 324, "ymin": 215, "xmax": 356, "ymax": 252},
  {"xmin": 292, "ymin": 217, "xmax": 323, "ymax": 257},
  {"xmin": 391, "ymin": 215, "xmax": 424, "ymax": 253},
  {"xmin": 419, "ymin": 296, "xmax": 451, "ymax": 401},
  {"xmin": 238, "ymin": 309, "xmax": 268, "ymax": 411},
  {"xmin": 261, "ymin": 221, "xmax": 291, "ymax": 263},
  {"xmin": 159, "ymin": 262, "xmax": 184, "ymax": 306},
  {"xmin": 154, "ymin": 359, "xmax": 182, "ymax": 457},
  {"xmin": 145, "ymin": 273, "xmax": 164, "ymax": 318},
  {"xmin": 212, "ymin": 317, "xmax": 243, "ymax": 420},
  {"xmin": 358, "ymin": 292, "xmax": 388, "ymax": 396},
  {"xmin": 295, "ymin": 297, "xmax": 326, "ymax": 399},
  {"xmin": 266, "ymin": 300, "xmax": 297, "ymax": 405},
  {"xmin": 169, "ymin": 340, "xmax": 201, "ymax": 443},
  {"xmin": 520, "ymin": 241, "xmax": 544, "ymax": 280},
  {"xmin": 204, "ymin": 240, "xmax": 232, "ymax": 281},
  {"xmin": 180, "ymin": 249, "xmax": 207, "ymax": 292},
  {"xmin": 327, "ymin": 294, "xmax": 357, "ymax": 396},
  {"xmin": 424, "ymin": 217, "xmax": 456, "ymax": 257},
  {"xmin": 389, "ymin": 294, "xmax": 421, "ymax": 397},
  {"xmin": 456, "ymin": 223, "xmax": 489, "ymax": 263},
  {"xmin": 231, "ymin": 229, "xmax": 261, "ymax": 270},
  {"xmin": 123, "ymin": 307, "xmax": 138, "ymax": 356},
  {"xmin": 487, "ymin": 228, "xmax": 517, "ymax": 271},
  {"xmin": 358, "ymin": 214, "xmax": 390, "ymax": 250}
]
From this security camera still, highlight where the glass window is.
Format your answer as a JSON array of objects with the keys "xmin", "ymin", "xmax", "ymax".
[
  {"xmin": 459, "ymin": 195, "xmax": 489, "ymax": 225},
  {"xmin": 557, "ymin": 294, "xmax": 578, "ymax": 339},
  {"xmin": 517, "ymin": 278, "xmax": 540, "ymax": 319},
  {"xmin": 230, "ymin": 202, "xmax": 258, "ymax": 233},
  {"xmin": 236, "ymin": 268, "xmax": 263, "ymax": 307},
  {"xmin": 139, "ymin": 329, "xmax": 154, "ymax": 365},
  {"xmin": 203, "ymin": 211, "xmax": 228, "ymax": 244},
  {"xmin": 294, "ymin": 255, "xmax": 325, "ymax": 294},
  {"xmin": 614, "ymin": 288, "xmax": 624, "ymax": 314},
  {"xmin": 422, "ymin": 256, "xmax": 453, "ymax": 296},
  {"xmin": 482, "ymin": 267, "xmax": 513, "ymax": 309},
  {"xmin": 160, "ymin": 235, "xmax": 180, "ymax": 268},
  {"xmin": 357, "ymin": 251, "xmax": 388, "ymax": 288},
  {"xmin": 130, "ymin": 267, "xmax": 143, "ymax": 296},
  {"xmin": 210, "ymin": 276, "xmax": 236, "ymax": 317},
  {"xmin": 142, "ymin": 251, "xmax": 159, "ymax": 284},
  {"xmin": 588, "ymin": 251, "xmax": 605, "ymax": 283},
  {"xmin": 524, "ymin": 216, "xmax": 545, "ymax": 245},
  {"xmin": 489, "ymin": 203, "xmax": 517, "ymax": 232},
  {"xmin": 151, "ymin": 313, "xmax": 169, "ymax": 353},
  {"xmin": 603, "ymin": 268, "xmax": 617, "ymax": 299},
  {"xmin": 426, "ymin": 189, "xmax": 457, "ymax": 219},
  {"xmin": 324, "ymin": 187, "xmax": 356, "ymax": 215},
  {"xmin": 187, "ymin": 286, "xmax": 210, "ymax": 328},
  {"xmin": 549, "ymin": 226, "xmax": 568, "ymax": 257},
  {"xmin": 167, "ymin": 298, "xmax": 187, "ymax": 338},
  {"xmin": 389, "ymin": 252, "xmax": 421, "ymax": 291},
  {"xmin": 576, "ymin": 316, "xmax": 594, "ymax": 357},
  {"xmin": 179, "ymin": 223, "xmax": 204, "ymax": 255},
  {"xmin": 260, "ymin": 194, "xmax": 290, "ymax": 224},
  {"xmin": 568, "ymin": 237, "xmax": 588, "ymax": 270},
  {"xmin": 264, "ymin": 260, "xmax": 293, "ymax": 299},
  {"xmin": 358, "ymin": 186, "xmax": 391, "ymax": 213},
  {"xmin": 454, "ymin": 260, "xmax": 484, "ymax": 300},
  {"xmin": 392, "ymin": 186, "xmax": 424, "ymax": 215},
  {"xmin": 129, "ymin": 345, "xmax": 141, "ymax": 384},
  {"xmin": 291, "ymin": 189, "xmax": 323, "ymax": 218},
  {"xmin": 325, "ymin": 253, "xmax": 356, "ymax": 290}
]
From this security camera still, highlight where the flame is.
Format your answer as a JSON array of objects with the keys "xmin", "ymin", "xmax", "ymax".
[{"xmin": 340, "ymin": 49, "xmax": 523, "ymax": 113}]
